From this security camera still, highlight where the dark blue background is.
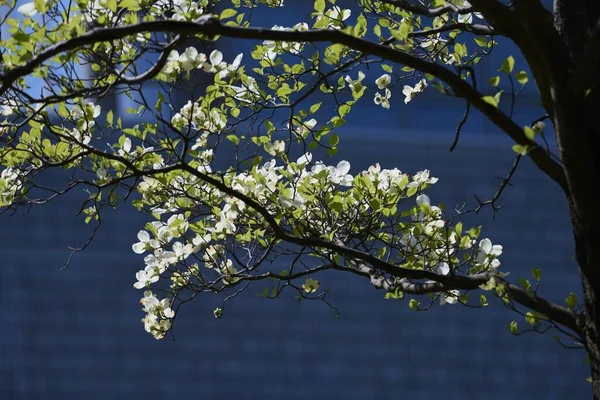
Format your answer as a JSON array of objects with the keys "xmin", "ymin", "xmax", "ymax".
[{"xmin": 0, "ymin": 1, "xmax": 589, "ymax": 398}]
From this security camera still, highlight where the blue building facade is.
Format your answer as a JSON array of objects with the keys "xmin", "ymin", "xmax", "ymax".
[{"xmin": 0, "ymin": 1, "xmax": 590, "ymax": 398}]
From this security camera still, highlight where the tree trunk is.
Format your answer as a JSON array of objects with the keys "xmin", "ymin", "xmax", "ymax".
[{"xmin": 554, "ymin": 1, "xmax": 600, "ymax": 397}]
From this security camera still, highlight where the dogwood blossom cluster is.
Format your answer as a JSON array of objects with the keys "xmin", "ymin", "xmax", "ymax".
[
  {"xmin": 315, "ymin": 6, "xmax": 351, "ymax": 29},
  {"xmin": 229, "ymin": 76, "xmax": 261, "ymax": 104},
  {"xmin": 41, "ymin": 101, "xmax": 103, "ymax": 151},
  {"xmin": 170, "ymin": 99, "xmax": 227, "ymax": 134},
  {"xmin": 152, "ymin": 0, "xmax": 206, "ymax": 21},
  {"xmin": 457, "ymin": 1, "xmax": 484, "ymax": 23},
  {"xmin": 131, "ymin": 148, "xmax": 503, "ymax": 337},
  {"xmin": 0, "ymin": 167, "xmax": 23, "ymax": 207},
  {"xmin": 262, "ymin": 23, "xmax": 309, "ymax": 61},
  {"xmin": 162, "ymin": 48, "xmax": 243, "ymax": 81},
  {"xmin": 419, "ymin": 34, "xmax": 455, "ymax": 65},
  {"xmin": 5, "ymin": 0, "xmax": 506, "ymax": 339},
  {"xmin": 140, "ymin": 291, "xmax": 175, "ymax": 339},
  {"xmin": 374, "ymin": 73, "xmax": 392, "ymax": 109}
]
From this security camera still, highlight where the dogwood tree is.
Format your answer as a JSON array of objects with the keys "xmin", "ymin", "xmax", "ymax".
[{"xmin": 1, "ymin": 0, "xmax": 599, "ymax": 395}]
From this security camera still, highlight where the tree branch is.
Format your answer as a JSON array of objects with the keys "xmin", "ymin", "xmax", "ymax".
[
  {"xmin": 409, "ymin": 23, "xmax": 495, "ymax": 38},
  {"xmin": 0, "ymin": 15, "xmax": 568, "ymax": 191},
  {"xmin": 26, "ymin": 139, "xmax": 582, "ymax": 339},
  {"xmin": 352, "ymin": 264, "xmax": 581, "ymax": 336},
  {"xmin": 467, "ymin": 0, "xmax": 572, "ymax": 118},
  {"xmin": 376, "ymin": 0, "xmax": 472, "ymax": 17}
]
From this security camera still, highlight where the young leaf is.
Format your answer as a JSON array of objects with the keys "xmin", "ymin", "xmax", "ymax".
[{"xmin": 500, "ymin": 56, "xmax": 515, "ymax": 74}]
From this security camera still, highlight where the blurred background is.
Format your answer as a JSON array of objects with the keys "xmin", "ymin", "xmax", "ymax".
[{"xmin": 0, "ymin": 0, "xmax": 589, "ymax": 399}]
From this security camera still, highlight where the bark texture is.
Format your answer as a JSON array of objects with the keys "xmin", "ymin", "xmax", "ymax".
[{"xmin": 554, "ymin": 1, "xmax": 600, "ymax": 397}]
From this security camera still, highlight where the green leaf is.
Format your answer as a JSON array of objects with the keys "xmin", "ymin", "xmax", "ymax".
[
  {"xmin": 455, "ymin": 221, "xmax": 463, "ymax": 235},
  {"xmin": 276, "ymin": 84, "xmax": 293, "ymax": 97},
  {"xmin": 509, "ymin": 320, "xmax": 518, "ymax": 334},
  {"xmin": 406, "ymin": 186, "xmax": 418, "ymax": 198},
  {"xmin": 500, "ymin": 56, "xmax": 515, "ymax": 74},
  {"xmin": 489, "ymin": 76, "xmax": 500, "ymax": 87},
  {"xmin": 493, "ymin": 91, "xmax": 502, "ymax": 105},
  {"xmin": 512, "ymin": 144, "xmax": 528, "ymax": 155},
  {"xmin": 409, "ymin": 299, "xmax": 419, "ymax": 310},
  {"xmin": 226, "ymin": 134, "xmax": 239, "ymax": 145},
  {"xmin": 369, "ymin": 198, "xmax": 381, "ymax": 210},
  {"xmin": 106, "ymin": 110, "xmax": 113, "ymax": 126},
  {"xmin": 565, "ymin": 292, "xmax": 578, "ymax": 310},
  {"xmin": 524, "ymin": 126, "xmax": 536, "ymax": 141},
  {"xmin": 309, "ymin": 102, "xmax": 322, "ymax": 113},
  {"xmin": 515, "ymin": 70, "xmax": 528, "ymax": 85},
  {"xmin": 474, "ymin": 37, "xmax": 487, "ymax": 47},
  {"xmin": 220, "ymin": 8, "xmax": 237, "ymax": 20},
  {"xmin": 106, "ymin": 0, "xmax": 117, "ymax": 12},
  {"xmin": 330, "ymin": 116, "xmax": 345, "ymax": 128},
  {"xmin": 34, "ymin": 0, "xmax": 48, "ymax": 12},
  {"xmin": 314, "ymin": 0, "xmax": 325, "ymax": 13},
  {"xmin": 482, "ymin": 96, "xmax": 498, "ymax": 108},
  {"xmin": 519, "ymin": 278, "xmax": 532, "ymax": 293},
  {"xmin": 353, "ymin": 13, "xmax": 367, "ymax": 38},
  {"xmin": 532, "ymin": 268, "xmax": 542, "ymax": 281},
  {"xmin": 338, "ymin": 104, "xmax": 351, "ymax": 117},
  {"xmin": 374, "ymin": 24, "xmax": 382, "ymax": 38},
  {"xmin": 328, "ymin": 133, "xmax": 339, "ymax": 147},
  {"xmin": 525, "ymin": 312, "xmax": 536, "ymax": 326},
  {"xmin": 119, "ymin": 0, "xmax": 141, "ymax": 10},
  {"xmin": 480, "ymin": 294, "xmax": 488, "ymax": 307},
  {"xmin": 454, "ymin": 43, "xmax": 467, "ymax": 58}
]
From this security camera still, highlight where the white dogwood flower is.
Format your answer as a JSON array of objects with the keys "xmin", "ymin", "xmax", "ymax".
[
  {"xmin": 402, "ymin": 79, "xmax": 428, "ymax": 104},
  {"xmin": 475, "ymin": 238, "xmax": 503, "ymax": 269},
  {"xmin": 374, "ymin": 89, "xmax": 391, "ymax": 109},
  {"xmin": 375, "ymin": 74, "xmax": 391, "ymax": 89}
]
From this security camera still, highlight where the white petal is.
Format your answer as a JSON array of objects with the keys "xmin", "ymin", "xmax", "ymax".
[
  {"xmin": 437, "ymin": 262, "xmax": 450, "ymax": 275},
  {"xmin": 163, "ymin": 308, "xmax": 175, "ymax": 318},
  {"xmin": 336, "ymin": 160, "xmax": 351, "ymax": 175},
  {"xmin": 0, "ymin": 105, "xmax": 13, "ymax": 116},
  {"xmin": 491, "ymin": 244, "xmax": 503, "ymax": 256},
  {"xmin": 137, "ymin": 230, "xmax": 150, "ymax": 242},
  {"xmin": 209, "ymin": 50, "xmax": 223, "ymax": 66},
  {"xmin": 458, "ymin": 13, "xmax": 472, "ymax": 24},
  {"xmin": 184, "ymin": 46, "xmax": 198, "ymax": 59},
  {"xmin": 123, "ymin": 137, "xmax": 132, "ymax": 153},
  {"xmin": 232, "ymin": 53, "xmax": 243, "ymax": 68},
  {"xmin": 479, "ymin": 238, "xmax": 492, "ymax": 254},
  {"xmin": 132, "ymin": 243, "xmax": 147, "ymax": 254},
  {"xmin": 296, "ymin": 152, "xmax": 312, "ymax": 165},
  {"xmin": 17, "ymin": 2, "xmax": 37, "ymax": 16},
  {"xmin": 416, "ymin": 194, "xmax": 430, "ymax": 206},
  {"xmin": 133, "ymin": 281, "xmax": 147, "ymax": 289}
]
